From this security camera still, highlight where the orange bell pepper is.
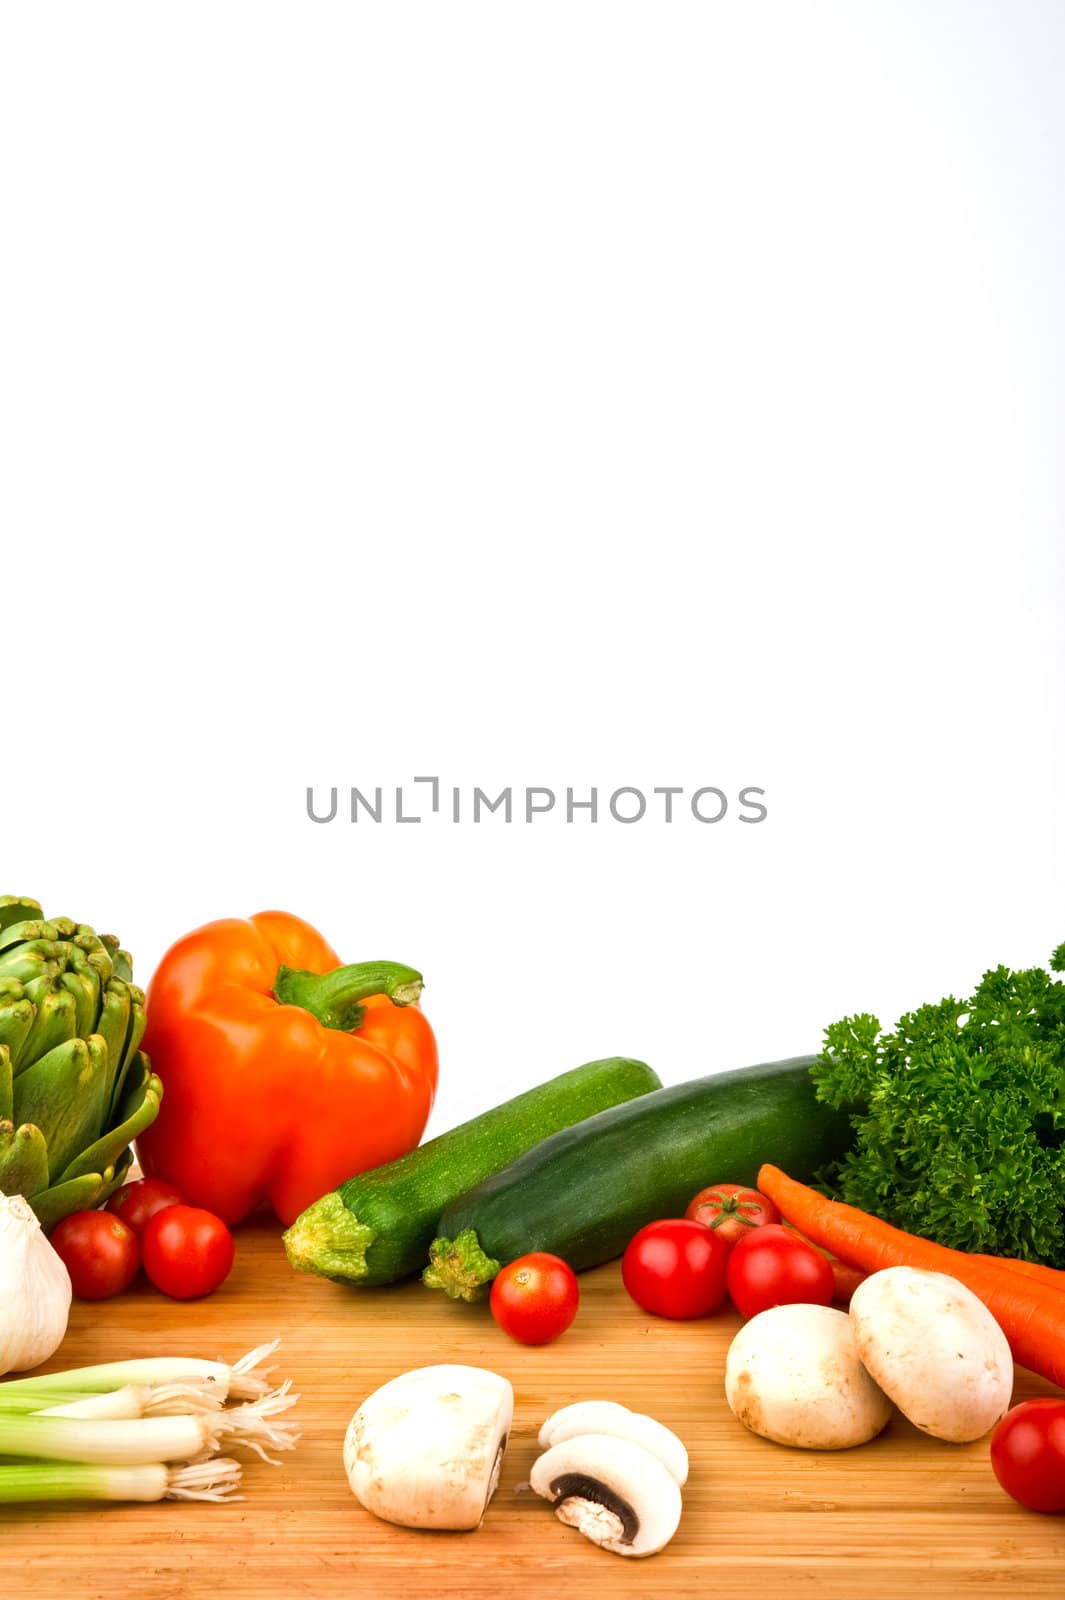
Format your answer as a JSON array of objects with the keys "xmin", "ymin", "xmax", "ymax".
[{"xmin": 137, "ymin": 910, "xmax": 438, "ymax": 1226}]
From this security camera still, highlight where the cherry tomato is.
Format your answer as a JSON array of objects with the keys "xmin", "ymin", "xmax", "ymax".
[
  {"xmin": 621, "ymin": 1219, "xmax": 730, "ymax": 1319},
  {"xmin": 106, "ymin": 1177, "xmax": 186, "ymax": 1237},
  {"xmin": 141, "ymin": 1205, "xmax": 234, "ymax": 1300},
  {"xmin": 490, "ymin": 1252, "xmax": 579, "ymax": 1345},
  {"xmin": 50, "ymin": 1210, "xmax": 140, "ymax": 1300},
  {"xmin": 990, "ymin": 1400, "xmax": 1065, "ymax": 1513},
  {"xmin": 726, "ymin": 1223, "xmax": 834, "ymax": 1319},
  {"xmin": 685, "ymin": 1183, "xmax": 780, "ymax": 1248},
  {"xmin": 780, "ymin": 1223, "xmax": 868, "ymax": 1304}
]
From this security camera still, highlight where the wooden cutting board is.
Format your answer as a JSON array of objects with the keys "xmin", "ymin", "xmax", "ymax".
[{"xmin": 2, "ymin": 1216, "xmax": 1062, "ymax": 1600}]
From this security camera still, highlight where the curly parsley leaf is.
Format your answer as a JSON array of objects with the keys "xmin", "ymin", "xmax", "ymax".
[{"xmin": 810, "ymin": 947, "xmax": 1065, "ymax": 1266}]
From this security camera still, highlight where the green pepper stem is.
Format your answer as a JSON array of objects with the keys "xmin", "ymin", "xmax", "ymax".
[{"xmin": 272, "ymin": 961, "xmax": 423, "ymax": 1032}]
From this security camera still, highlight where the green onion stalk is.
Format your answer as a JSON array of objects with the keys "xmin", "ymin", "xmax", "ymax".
[
  {"xmin": 0, "ymin": 1339, "xmax": 283, "ymax": 1402},
  {"xmin": 0, "ymin": 1459, "xmax": 244, "ymax": 1503},
  {"xmin": 0, "ymin": 1343, "xmax": 298, "ymax": 1503},
  {"xmin": 0, "ymin": 1381, "xmax": 223, "ymax": 1419},
  {"xmin": 0, "ymin": 1411, "xmax": 217, "ymax": 1463}
]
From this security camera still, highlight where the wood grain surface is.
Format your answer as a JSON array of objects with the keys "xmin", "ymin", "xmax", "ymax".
[{"xmin": 2, "ymin": 1216, "xmax": 1062, "ymax": 1600}]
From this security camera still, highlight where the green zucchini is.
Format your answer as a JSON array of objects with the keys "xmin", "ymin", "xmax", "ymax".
[
  {"xmin": 282, "ymin": 1056, "xmax": 660, "ymax": 1285},
  {"xmin": 423, "ymin": 1056, "xmax": 851, "ymax": 1299}
]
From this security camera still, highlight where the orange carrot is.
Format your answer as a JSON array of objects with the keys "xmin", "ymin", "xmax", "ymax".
[
  {"xmin": 972, "ymin": 1255, "xmax": 1065, "ymax": 1293},
  {"xmin": 785, "ymin": 1228, "xmax": 1064, "ymax": 1297},
  {"xmin": 758, "ymin": 1164, "xmax": 1065, "ymax": 1391}
]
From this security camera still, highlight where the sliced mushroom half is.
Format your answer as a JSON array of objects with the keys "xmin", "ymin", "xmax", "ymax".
[
  {"xmin": 530, "ymin": 1433, "xmax": 682, "ymax": 1557},
  {"xmin": 344, "ymin": 1363, "xmax": 513, "ymax": 1530},
  {"xmin": 538, "ymin": 1401, "xmax": 688, "ymax": 1486}
]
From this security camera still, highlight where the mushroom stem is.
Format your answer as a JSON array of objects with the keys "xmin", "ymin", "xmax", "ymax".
[
  {"xmin": 549, "ymin": 1473, "xmax": 639, "ymax": 1543},
  {"xmin": 530, "ymin": 1433, "xmax": 682, "ymax": 1558}
]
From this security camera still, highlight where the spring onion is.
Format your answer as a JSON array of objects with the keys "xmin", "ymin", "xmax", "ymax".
[
  {"xmin": 0, "ymin": 1340, "xmax": 298, "ymax": 1504},
  {"xmin": 0, "ymin": 1339, "xmax": 281, "ymax": 1403},
  {"xmin": 0, "ymin": 1457, "xmax": 243, "ymax": 1503},
  {"xmin": 0, "ymin": 1388, "xmax": 97, "ymax": 1415},
  {"xmin": 217, "ymin": 1381, "xmax": 300, "ymax": 1463},
  {"xmin": 0, "ymin": 1397, "xmax": 301, "ymax": 1466},
  {"xmin": 0, "ymin": 1381, "xmax": 224, "ymax": 1421},
  {"xmin": 0, "ymin": 1412, "xmax": 218, "ymax": 1464}
]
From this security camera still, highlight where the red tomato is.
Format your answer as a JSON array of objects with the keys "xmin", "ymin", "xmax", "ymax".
[
  {"xmin": 685, "ymin": 1183, "xmax": 780, "ymax": 1247},
  {"xmin": 106, "ymin": 1177, "xmax": 186, "ymax": 1236},
  {"xmin": 622, "ymin": 1219, "xmax": 730, "ymax": 1319},
  {"xmin": 490, "ymin": 1253, "xmax": 579, "ymax": 1345},
  {"xmin": 726, "ymin": 1224, "xmax": 834, "ymax": 1318},
  {"xmin": 991, "ymin": 1400, "xmax": 1065, "ymax": 1513},
  {"xmin": 50, "ymin": 1211, "xmax": 140, "ymax": 1300},
  {"xmin": 141, "ymin": 1205, "xmax": 234, "ymax": 1300}
]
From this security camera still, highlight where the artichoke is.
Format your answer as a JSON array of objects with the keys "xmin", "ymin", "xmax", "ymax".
[{"xmin": 0, "ymin": 895, "xmax": 162, "ymax": 1231}]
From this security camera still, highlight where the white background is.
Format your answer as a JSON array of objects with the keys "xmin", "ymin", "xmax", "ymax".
[{"xmin": 2, "ymin": 2, "xmax": 1062, "ymax": 1134}]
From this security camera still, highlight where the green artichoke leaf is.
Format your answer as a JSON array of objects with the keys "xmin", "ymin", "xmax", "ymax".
[
  {"xmin": 30, "ymin": 1157, "xmax": 133, "ymax": 1232},
  {"xmin": 17, "ymin": 988, "xmax": 78, "ymax": 1070},
  {"xmin": 73, "ymin": 928, "xmax": 114, "ymax": 986},
  {"xmin": 0, "ymin": 919, "xmax": 52, "ymax": 955},
  {"xmin": 55, "ymin": 1059, "xmax": 162, "ymax": 1187},
  {"xmin": 107, "ymin": 996, "xmax": 148, "ymax": 1122},
  {"xmin": 0, "ymin": 1119, "xmax": 50, "ymax": 1200},
  {"xmin": 0, "ymin": 994, "xmax": 36, "ymax": 1068},
  {"xmin": 22, "ymin": 968, "xmax": 57, "ymax": 1006},
  {"xmin": 81, "ymin": 947, "xmax": 114, "ymax": 990},
  {"xmin": 96, "ymin": 982, "xmax": 131, "ymax": 1107},
  {"xmin": 0, "ymin": 917, "xmax": 76, "ymax": 954},
  {"xmin": 113, "ymin": 1050, "xmax": 155, "ymax": 1123},
  {"xmin": 100, "ymin": 934, "xmax": 134, "ymax": 984},
  {"xmin": 61, "ymin": 963, "xmax": 101, "ymax": 1037},
  {"xmin": 0, "ymin": 897, "xmax": 159, "ymax": 1232},
  {"xmin": 0, "ymin": 946, "xmax": 60, "ymax": 985},
  {"xmin": 95, "ymin": 1144, "xmax": 137, "ymax": 1213},
  {"xmin": 124, "ymin": 987, "xmax": 147, "ymax": 1064},
  {"xmin": 0, "ymin": 897, "xmax": 43, "ymax": 936},
  {"xmin": 12, "ymin": 1036, "xmax": 108, "ymax": 1182}
]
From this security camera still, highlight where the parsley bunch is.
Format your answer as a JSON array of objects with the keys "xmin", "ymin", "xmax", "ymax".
[{"xmin": 811, "ymin": 944, "xmax": 1065, "ymax": 1265}]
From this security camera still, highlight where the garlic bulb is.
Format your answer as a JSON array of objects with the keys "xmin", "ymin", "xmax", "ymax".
[{"xmin": 0, "ymin": 1192, "xmax": 72, "ymax": 1375}]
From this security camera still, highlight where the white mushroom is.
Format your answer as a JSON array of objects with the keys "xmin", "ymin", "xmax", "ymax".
[
  {"xmin": 538, "ymin": 1401, "xmax": 688, "ymax": 1485},
  {"xmin": 529, "ymin": 1433, "xmax": 682, "ymax": 1557},
  {"xmin": 849, "ymin": 1267, "xmax": 1013, "ymax": 1442},
  {"xmin": 537, "ymin": 1400, "xmax": 631, "ymax": 1450},
  {"xmin": 344, "ymin": 1364, "xmax": 513, "ymax": 1529},
  {"xmin": 725, "ymin": 1302, "xmax": 893, "ymax": 1449}
]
